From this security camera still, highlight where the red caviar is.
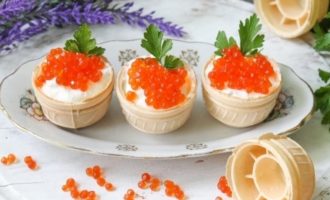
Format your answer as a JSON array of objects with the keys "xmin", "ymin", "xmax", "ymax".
[
  {"xmin": 124, "ymin": 189, "xmax": 136, "ymax": 200},
  {"xmin": 86, "ymin": 165, "xmax": 116, "ymax": 192},
  {"xmin": 24, "ymin": 155, "xmax": 37, "ymax": 170},
  {"xmin": 164, "ymin": 179, "xmax": 185, "ymax": 200},
  {"xmin": 1, "ymin": 153, "xmax": 17, "ymax": 165},
  {"xmin": 35, "ymin": 48, "xmax": 105, "ymax": 91},
  {"xmin": 62, "ymin": 177, "xmax": 97, "ymax": 200},
  {"xmin": 137, "ymin": 172, "xmax": 162, "ymax": 191},
  {"xmin": 128, "ymin": 57, "xmax": 188, "ymax": 109},
  {"xmin": 126, "ymin": 91, "xmax": 137, "ymax": 102},
  {"xmin": 217, "ymin": 176, "xmax": 232, "ymax": 198},
  {"xmin": 105, "ymin": 182, "xmax": 114, "ymax": 191},
  {"xmin": 208, "ymin": 46, "xmax": 276, "ymax": 94}
]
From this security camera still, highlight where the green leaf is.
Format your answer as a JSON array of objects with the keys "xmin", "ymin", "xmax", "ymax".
[
  {"xmin": 64, "ymin": 39, "xmax": 79, "ymax": 52},
  {"xmin": 313, "ymin": 23, "xmax": 325, "ymax": 39},
  {"xmin": 319, "ymin": 69, "xmax": 330, "ymax": 83},
  {"xmin": 214, "ymin": 31, "xmax": 237, "ymax": 56},
  {"xmin": 322, "ymin": 111, "xmax": 330, "ymax": 124},
  {"xmin": 239, "ymin": 14, "xmax": 265, "ymax": 56},
  {"xmin": 64, "ymin": 24, "xmax": 105, "ymax": 56},
  {"xmin": 89, "ymin": 47, "xmax": 105, "ymax": 56},
  {"xmin": 164, "ymin": 55, "xmax": 184, "ymax": 69},
  {"xmin": 141, "ymin": 25, "xmax": 183, "ymax": 69},
  {"xmin": 315, "ymin": 33, "xmax": 330, "ymax": 51}
]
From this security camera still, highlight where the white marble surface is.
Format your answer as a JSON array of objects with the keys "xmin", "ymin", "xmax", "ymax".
[{"xmin": 1, "ymin": 0, "xmax": 330, "ymax": 199}]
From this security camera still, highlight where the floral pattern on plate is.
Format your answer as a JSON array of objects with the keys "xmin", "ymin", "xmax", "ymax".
[{"xmin": 19, "ymin": 89, "xmax": 46, "ymax": 121}]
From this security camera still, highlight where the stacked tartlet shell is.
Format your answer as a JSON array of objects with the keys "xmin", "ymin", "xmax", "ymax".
[
  {"xmin": 32, "ymin": 61, "xmax": 114, "ymax": 129},
  {"xmin": 116, "ymin": 60, "xmax": 197, "ymax": 134},
  {"xmin": 255, "ymin": 0, "xmax": 329, "ymax": 38},
  {"xmin": 226, "ymin": 134, "xmax": 315, "ymax": 200},
  {"xmin": 202, "ymin": 56, "xmax": 281, "ymax": 128}
]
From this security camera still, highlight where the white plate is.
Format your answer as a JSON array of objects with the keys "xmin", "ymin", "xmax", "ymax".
[{"xmin": 0, "ymin": 39, "xmax": 314, "ymax": 158}]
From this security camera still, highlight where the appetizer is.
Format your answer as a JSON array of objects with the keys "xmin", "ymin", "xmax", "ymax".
[
  {"xmin": 202, "ymin": 14, "xmax": 281, "ymax": 127},
  {"xmin": 32, "ymin": 24, "xmax": 114, "ymax": 129},
  {"xmin": 116, "ymin": 25, "xmax": 197, "ymax": 134}
]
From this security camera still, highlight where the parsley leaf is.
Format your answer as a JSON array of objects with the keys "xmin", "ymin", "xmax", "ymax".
[
  {"xmin": 239, "ymin": 14, "xmax": 265, "ymax": 56},
  {"xmin": 164, "ymin": 55, "xmax": 184, "ymax": 69},
  {"xmin": 319, "ymin": 69, "xmax": 330, "ymax": 83},
  {"xmin": 312, "ymin": 11, "xmax": 330, "ymax": 131},
  {"xmin": 213, "ymin": 14, "xmax": 265, "ymax": 57},
  {"xmin": 141, "ymin": 25, "xmax": 183, "ymax": 69},
  {"xmin": 315, "ymin": 33, "xmax": 330, "ymax": 51},
  {"xmin": 64, "ymin": 24, "xmax": 105, "ymax": 56},
  {"xmin": 214, "ymin": 31, "xmax": 237, "ymax": 56}
]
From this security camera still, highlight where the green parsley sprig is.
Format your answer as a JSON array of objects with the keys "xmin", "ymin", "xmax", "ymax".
[
  {"xmin": 141, "ymin": 25, "xmax": 184, "ymax": 69},
  {"xmin": 64, "ymin": 24, "xmax": 105, "ymax": 56},
  {"xmin": 313, "ymin": 11, "xmax": 330, "ymax": 131},
  {"xmin": 315, "ymin": 69, "xmax": 330, "ymax": 129},
  {"xmin": 214, "ymin": 14, "xmax": 265, "ymax": 56}
]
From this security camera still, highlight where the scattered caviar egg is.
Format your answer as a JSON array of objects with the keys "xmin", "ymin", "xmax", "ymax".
[
  {"xmin": 128, "ymin": 57, "xmax": 188, "ymax": 109},
  {"xmin": 215, "ymin": 196, "xmax": 223, "ymax": 200},
  {"xmin": 66, "ymin": 178, "xmax": 76, "ymax": 188},
  {"xmin": 88, "ymin": 191, "xmax": 96, "ymax": 198},
  {"xmin": 97, "ymin": 177, "xmax": 106, "ymax": 186},
  {"xmin": 164, "ymin": 179, "xmax": 185, "ymax": 200},
  {"xmin": 7, "ymin": 154, "xmax": 16, "ymax": 164},
  {"xmin": 24, "ymin": 156, "xmax": 32, "ymax": 163},
  {"xmin": 24, "ymin": 156, "xmax": 37, "ymax": 170},
  {"xmin": 80, "ymin": 190, "xmax": 88, "ymax": 199},
  {"xmin": 1, "ymin": 156, "xmax": 7, "ymax": 165},
  {"xmin": 105, "ymin": 182, "xmax": 114, "ymax": 191},
  {"xmin": 62, "ymin": 184, "xmax": 69, "ymax": 192},
  {"xmin": 35, "ymin": 48, "xmax": 106, "ymax": 91},
  {"xmin": 124, "ymin": 188, "xmax": 136, "ymax": 200},
  {"xmin": 86, "ymin": 167, "xmax": 93, "ymax": 177},
  {"xmin": 70, "ymin": 189, "xmax": 79, "ymax": 199},
  {"xmin": 217, "ymin": 176, "xmax": 232, "ymax": 198},
  {"xmin": 1, "ymin": 154, "xmax": 17, "ymax": 165},
  {"xmin": 138, "ymin": 180, "xmax": 148, "ymax": 189},
  {"xmin": 208, "ymin": 46, "xmax": 276, "ymax": 94},
  {"xmin": 150, "ymin": 177, "xmax": 161, "ymax": 191},
  {"xmin": 141, "ymin": 172, "xmax": 151, "ymax": 182},
  {"xmin": 126, "ymin": 91, "xmax": 137, "ymax": 102}
]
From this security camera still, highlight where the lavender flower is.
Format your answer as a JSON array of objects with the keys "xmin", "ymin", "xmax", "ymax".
[
  {"xmin": 0, "ymin": 19, "xmax": 49, "ymax": 54},
  {"xmin": 110, "ymin": 2, "xmax": 185, "ymax": 37},
  {"xmin": 0, "ymin": 0, "xmax": 35, "ymax": 25},
  {"xmin": 0, "ymin": 0, "xmax": 186, "ymax": 55},
  {"xmin": 48, "ymin": 2, "xmax": 115, "ymax": 26}
]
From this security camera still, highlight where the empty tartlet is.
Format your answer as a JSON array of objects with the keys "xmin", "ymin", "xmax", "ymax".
[
  {"xmin": 202, "ymin": 14, "xmax": 282, "ymax": 127},
  {"xmin": 32, "ymin": 25, "xmax": 114, "ymax": 129},
  {"xmin": 116, "ymin": 25, "xmax": 197, "ymax": 134}
]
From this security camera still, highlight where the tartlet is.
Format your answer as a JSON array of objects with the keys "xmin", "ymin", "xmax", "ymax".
[
  {"xmin": 116, "ymin": 25, "xmax": 197, "ymax": 134},
  {"xmin": 202, "ymin": 14, "xmax": 282, "ymax": 127},
  {"xmin": 32, "ymin": 25, "xmax": 114, "ymax": 129}
]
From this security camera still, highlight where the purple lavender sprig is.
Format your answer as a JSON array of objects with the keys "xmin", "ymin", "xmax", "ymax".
[
  {"xmin": 109, "ymin": 2, "xmax": 185, "ymax": 37},
  {"xmin": 0, "ymin": 0, "xmax": 35, "ymax": 26},
  {"xmin": 0, "ymin": 0, "xmax": 186, "ymax": 55}
]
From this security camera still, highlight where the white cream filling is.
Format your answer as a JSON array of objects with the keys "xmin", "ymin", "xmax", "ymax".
[
  {"xmin": 124, "ymin": 56, "xmax": 191, "ymax": 108},
  {"xmin": 41, "ymin": 62, "xmax": 112, "ymax": 103},
  {"xmin": 205, "ymin": 56, "xmax": 281, "ymax": 99}
]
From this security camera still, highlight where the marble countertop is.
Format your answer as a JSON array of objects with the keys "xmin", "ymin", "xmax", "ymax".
[{"xmin": 1, "ymin": 0, "xmax": 330, "ymax": 199}]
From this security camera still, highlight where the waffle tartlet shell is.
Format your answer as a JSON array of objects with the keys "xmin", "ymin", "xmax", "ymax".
[
  {"xmin": 116, "ymin": 60, "xmax": 197, "ymax": 134},
  {"xmin": 202, "ymin": 56, "xmax": 281, "ymax": 128},
  {"xmin": 32, "ymin": 61, "xmax": 114, "ymax": 129}
]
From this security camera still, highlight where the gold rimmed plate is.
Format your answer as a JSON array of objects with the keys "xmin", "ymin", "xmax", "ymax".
[{"xmin": 0, "ymin": 39, "xmax": 315, "ymax": 159}]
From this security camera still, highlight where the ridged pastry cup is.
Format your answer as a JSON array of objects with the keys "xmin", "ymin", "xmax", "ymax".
[
  {"xmin": 226, "ymin": 133, "xmax": 315, "ymax": 200},
  {"xmin": 255, "ymin": 0, "xmax": 329, "ymax": 38},
  {"xmin": 202, "ymin": 56, "xmax": 281, "ymax": 128},
  {"xmin": 116, "ymin": 59, "xmax": 197, "ymax": 134},
  {"xmin": 31, "ymin": 60, "xmax": 114, "ymax": 129}
]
